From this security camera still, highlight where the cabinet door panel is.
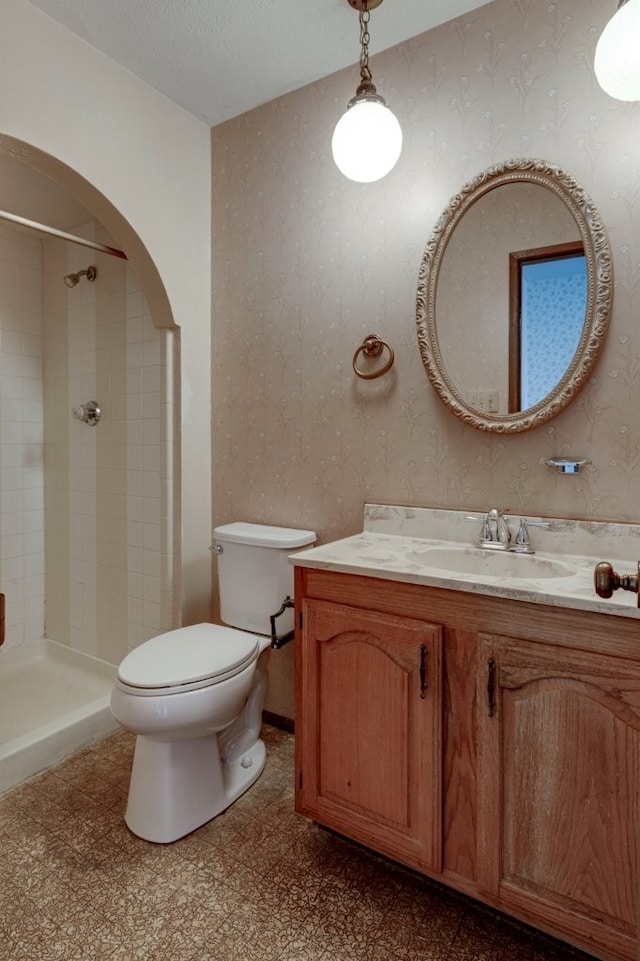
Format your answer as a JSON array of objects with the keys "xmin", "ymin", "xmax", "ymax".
[
  {"xmin": 318, "ymin": 627, "xmax": 412, "ymax": 823},
  {"xmin": 478, "ymin": 636, "xmax": 640, "ymax": 960},
  {"xmin": 297, "ymin": 599, "xmax": 443, "ymax": 873},
  {"xmin": 442, "ymin": 627, "xmax": 478, "ymax": 884}
]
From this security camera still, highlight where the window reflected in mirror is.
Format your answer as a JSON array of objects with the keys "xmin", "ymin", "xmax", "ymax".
[
  {"xmin": 509, "ymin": 242, "xmax": 586, "ymax": 412},
  {"xmin": 434, "ymin": 181, "xmax": 583, "ymax": 418}
]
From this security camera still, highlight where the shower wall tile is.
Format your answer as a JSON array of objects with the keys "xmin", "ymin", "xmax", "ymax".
[
  {"xmin": 39, "ymin": 224, "xmax": 174, "ymax": 665},
  {"xmin": 0, "ymin": 225, "xmax": 44, "ymax": 650},
  {"xmin": 0, "ymin": 233, "xmax": 20, "ymax": 261},
  {"xmin": 0, "ymin": 260, "xmax": 20, "ymax": 287}
]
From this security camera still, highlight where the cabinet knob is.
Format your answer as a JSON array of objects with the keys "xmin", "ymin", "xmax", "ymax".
[{"xmin": 594, "ymin": 560, "xmax": 639, "ymax": 604}]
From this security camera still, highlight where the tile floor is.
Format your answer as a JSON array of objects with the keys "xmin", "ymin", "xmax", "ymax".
[{"xmin": 0, "ymin": 724, "xmax": 594, "ymax": 961}]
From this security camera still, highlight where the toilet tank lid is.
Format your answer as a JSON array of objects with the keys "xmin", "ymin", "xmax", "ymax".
[{"xmin": 213, "ymin": 522, "xmax": 316, "ymax": 549}]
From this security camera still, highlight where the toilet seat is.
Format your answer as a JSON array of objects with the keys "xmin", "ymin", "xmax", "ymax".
[{"xmin": 116, "ymin": 623, "xmax": 260, "ymax": 696}]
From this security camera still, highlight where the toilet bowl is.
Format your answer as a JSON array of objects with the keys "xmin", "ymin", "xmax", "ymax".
[
  {"xmin": 111, "ymin": 521, "xmax": 316, "ymax": 843},
  {"xmin": 111, "ymin": 622, "xmax": 270, "ymax": 843}
]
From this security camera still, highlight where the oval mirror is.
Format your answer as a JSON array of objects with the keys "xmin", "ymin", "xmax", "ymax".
[{"xmin": 416, "ymin": 159, "xmax": 613, "ymax": 433}]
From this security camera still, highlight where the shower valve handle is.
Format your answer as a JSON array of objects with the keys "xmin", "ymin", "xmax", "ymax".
[{"xmin": 72, "ymin": 401, "xmax": 101, "ymax": 426}]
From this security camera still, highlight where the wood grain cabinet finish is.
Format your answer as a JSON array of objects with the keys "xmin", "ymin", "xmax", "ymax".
[
  {"xmin": 296, "ymin": 598, "xmax": 443, "ymax": 874},
  {"xmin": 477, "ymin": 636, "xmax": 640, "ymax": 961},
  {"xmin": 294, "ymin": 567, "xmax": 640, "ymax": 961}
]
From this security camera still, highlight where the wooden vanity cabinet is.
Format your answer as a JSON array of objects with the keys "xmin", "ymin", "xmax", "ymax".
[
  {"xmin": 294, "ymin": 566, "xmax": 640, "ymax": 961},
  {"xmin": 295, "ymin": 596, "xmax": 443, "ymax": 874},
  {"xmin": 477, "ymin": 635, "xmax": 640, "ymax": 961}
]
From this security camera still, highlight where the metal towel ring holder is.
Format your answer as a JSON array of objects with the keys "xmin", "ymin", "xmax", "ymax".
[{"xmin": 352, "ymin": 333, "xmax": 395, "ymax": 380}]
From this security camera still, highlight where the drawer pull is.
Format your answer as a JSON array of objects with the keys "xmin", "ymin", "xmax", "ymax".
[
  {"xmin": 487, "ymin": 658, "xmax": 497, "ymax": 717},
  {"xmin": 419, "ymin": 644, "xmax": 427, "ymax": 699}
]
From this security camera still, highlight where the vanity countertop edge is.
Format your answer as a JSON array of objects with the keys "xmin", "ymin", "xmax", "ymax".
[{"xmin": 290, "ymin": 504, "xmax": 640, "ymax": 620}]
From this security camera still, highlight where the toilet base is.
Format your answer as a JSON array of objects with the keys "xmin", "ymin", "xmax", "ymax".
[{"xmin": 124, "ymin": 734, "xmax": 267, "ymax": 843}]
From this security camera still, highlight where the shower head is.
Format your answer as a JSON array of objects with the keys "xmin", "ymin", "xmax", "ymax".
[{"xmin": 63, "ymin": 266, "xmax": 97, "ymax": 288}]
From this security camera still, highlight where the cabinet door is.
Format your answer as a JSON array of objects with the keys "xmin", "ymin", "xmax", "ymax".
[
  {"xmin": 296, "ymin": 598, "xmax": 443, "ymax": 874},
  {"xmin": 477, "ymin": 635, "xmax": 640, "ymax": 961}
]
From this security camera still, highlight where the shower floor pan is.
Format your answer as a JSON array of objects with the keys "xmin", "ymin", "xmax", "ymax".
[{"xmin": 0, "ymin": 638, "xmax": 118, "ymax": 795}]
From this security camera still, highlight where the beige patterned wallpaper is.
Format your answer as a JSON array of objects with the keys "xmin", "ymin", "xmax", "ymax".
[
  {"xmin": 213, "ymin": 0, "xmax": 640, "ymax": 717},
  {"xmin": 212, "ymin": 0, "xmax": 639, "ymax": 549}
]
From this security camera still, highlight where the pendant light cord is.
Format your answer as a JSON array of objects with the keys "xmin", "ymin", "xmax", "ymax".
[{"xmin": 359, "ymin": 6, "xmax": 372, "ymax": 84}]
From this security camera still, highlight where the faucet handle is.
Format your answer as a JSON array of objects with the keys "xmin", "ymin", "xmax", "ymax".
[
  {"xmin": 481, "ymin": 513, "xmax": 491, "ymax": 542},
  {"xmin": 513, "ymin": 518, "xmax": 533, "ymax": 554},
  {"xmin": 466, "ymin": 513, "xmax": 493, "ymax": 544},
  {"xmin": 513, "ymin": 517, "xmax": 549, "ymax": 554}
]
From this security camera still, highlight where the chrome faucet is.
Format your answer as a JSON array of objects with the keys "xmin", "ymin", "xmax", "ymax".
[
  {"xmin": 478, "ymin": 508, "xmax": 512, "ymax": 550},
  {"xmin": 466, "ymin": 511, "xmax": 550, "ymax": 554}
]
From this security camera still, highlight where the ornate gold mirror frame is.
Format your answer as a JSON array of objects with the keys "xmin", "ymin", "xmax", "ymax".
[{"xmin": 416, "ymin": 158, "xmax": 613, "ymax": 433}]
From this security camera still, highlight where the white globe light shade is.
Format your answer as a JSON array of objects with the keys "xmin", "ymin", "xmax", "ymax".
[
  {"xmin": 595, "ymin": 0, "xmax": 640, "ymax": 100},
  {"xmin": 332, "ymin": 98, "xmax": 402, "ymax": 183}
]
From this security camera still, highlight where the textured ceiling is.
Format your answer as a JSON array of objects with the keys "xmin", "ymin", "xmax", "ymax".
[{"xmin": 25, "ymin": 0, "xmax": 493, "ymax": 126}]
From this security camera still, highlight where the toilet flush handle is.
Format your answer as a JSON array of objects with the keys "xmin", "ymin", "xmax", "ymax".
[{"xmin": 270, "ymin": 596, "xmax": 295, "ymax": 649}]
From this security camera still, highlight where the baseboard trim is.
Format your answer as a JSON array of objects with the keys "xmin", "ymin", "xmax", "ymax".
[{"xmin": 263, "ymin": 710, "xmax": 294, "ymax": 734}]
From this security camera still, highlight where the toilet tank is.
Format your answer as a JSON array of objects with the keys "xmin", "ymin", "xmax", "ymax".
[{"xmin": 213, "ymin": 522, "xmax": 316, "ymax": 636}]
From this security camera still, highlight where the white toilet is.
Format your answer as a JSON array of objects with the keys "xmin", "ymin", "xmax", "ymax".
[{"xmin": 110, "ymin": 521, "xmax": 315, "ymax": 843}]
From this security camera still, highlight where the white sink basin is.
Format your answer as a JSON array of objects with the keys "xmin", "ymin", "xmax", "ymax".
[{"xmin": 410, "ymin": 546, "xmax": 576, "ymax": 580}]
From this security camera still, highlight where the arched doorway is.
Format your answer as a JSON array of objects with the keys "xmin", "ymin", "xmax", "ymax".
[{"xmin": 0, "ymin": 135, "xmax": 180, "ymax": 664}]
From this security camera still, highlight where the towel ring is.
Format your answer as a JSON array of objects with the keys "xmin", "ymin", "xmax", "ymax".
[{"xmin": 352, "ymin": 334, "xmax": 395, "ymax": 380}]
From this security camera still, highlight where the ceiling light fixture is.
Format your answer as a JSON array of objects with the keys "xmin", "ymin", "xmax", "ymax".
[
  {"xmin": 332, "ymin": 0, "xmax": 402, "ymax": 183},
  {"xmin": 595, "ymin": 0, "xmax": 640, "ymax": 100}
]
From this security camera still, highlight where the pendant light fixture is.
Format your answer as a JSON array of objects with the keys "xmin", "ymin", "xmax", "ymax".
[
  {"xmin": 595, "ymin": 0, "xmax": 640, "ymax": 100},
  {"xmin": 332, "ymin": 0, "xmax": 402, "ymax": 183}
]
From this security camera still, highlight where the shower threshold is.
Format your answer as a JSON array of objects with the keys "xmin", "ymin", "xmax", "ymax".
[{"xmin": 0, "ymin": 638, "xmax": 118, "ymax": 795}]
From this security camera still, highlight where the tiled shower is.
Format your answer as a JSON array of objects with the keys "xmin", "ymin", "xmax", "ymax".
[
  {"xmin": 0, "ymin": 218, "xmax": 175, "ymax": 667},
  {"xmin": 0, "ymin": 222, "xmax": 45, "ymax": 648}
]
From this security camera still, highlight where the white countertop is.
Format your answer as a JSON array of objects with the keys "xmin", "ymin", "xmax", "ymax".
[{"xmin": 291, "ymin": 504, "xmax": 640, "ymax": 619}]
